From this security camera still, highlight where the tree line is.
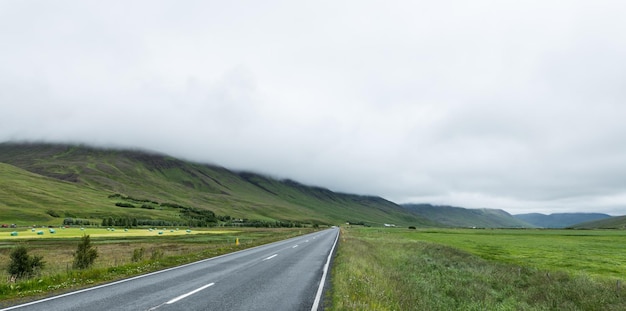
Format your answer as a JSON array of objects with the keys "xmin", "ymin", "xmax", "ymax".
[{"xmin": 59, "ymin": 194, "xmax": 323, "ymax": 228}]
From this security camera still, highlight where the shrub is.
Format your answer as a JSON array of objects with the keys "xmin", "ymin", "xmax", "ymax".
[
  {"xmin": 73, "ymin": 235, "xmax": 98, "ymax": 269},
  {"xmin": 7, "ymin": 245, "xmax": 45, "ymax": 279},
  {"xmin": 132, "ymin": 247, "xmax": 145, "ymax": 262},
  {"xmin": 408, "ymin": 226, "xmax": 416, "ymax": 230},
  {"xmin": 46, "ymin": 209, "xmax": 60, "ymax": 217},
  {"xmin": 150, "ymin": 249, "xmax": 163, "ymax": 261}
]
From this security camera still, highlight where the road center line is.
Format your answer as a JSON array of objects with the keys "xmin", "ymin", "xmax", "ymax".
[
  {"xmin": 263, "ymin": 254, "xmax": 278, "ymax": 261},
  {"xmin": 293, "ymin": 245, "xmax": 298, "ymax": 248},
  {"xmin": 166, "ymin": 283, "xmax": 215, "ymax": 304}
]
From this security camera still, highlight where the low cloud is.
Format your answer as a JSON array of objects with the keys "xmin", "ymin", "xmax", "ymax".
[{"xmin": 2, "ymin": 0, "xmax": 626, "ymax": 215}]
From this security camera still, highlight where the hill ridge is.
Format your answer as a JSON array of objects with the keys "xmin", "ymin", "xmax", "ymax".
[
  {"xmin": 401, "ymin": 203, "xmax": 534, "ymax": 228},
  {"xmin": 514, "ymin": 212, "xmax": 612, "ymax": 228},
  {"xmin": 568, "ymin": 215, "xmax": 625, "ymax": 229}
]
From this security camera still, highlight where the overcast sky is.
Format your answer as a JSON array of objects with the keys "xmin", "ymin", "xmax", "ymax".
[{"xmin": 2, "ymin": 1, "xmax": 626, "ymax": 215}]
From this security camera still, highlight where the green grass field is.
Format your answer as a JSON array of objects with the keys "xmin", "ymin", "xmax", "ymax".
[
  {"xmin": 330, "ymin": 227, "xmax": 626, "ymax": 310},
  {"xmin": 402, "ymin": 228, "xmax": 626, "ymax": 279}
]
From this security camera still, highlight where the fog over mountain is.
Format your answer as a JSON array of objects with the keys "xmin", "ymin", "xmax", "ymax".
[{"xmin": 2, "ymin": 1, "xmax": 626, "ymax": 215}]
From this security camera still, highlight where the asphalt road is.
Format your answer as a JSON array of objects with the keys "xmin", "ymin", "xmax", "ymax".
[{"xmin": 2, "ymin": 227, "xmax": 339, "ymax": 311}]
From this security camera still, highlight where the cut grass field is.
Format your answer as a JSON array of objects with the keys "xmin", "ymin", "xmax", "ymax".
[
  {"xmin": 330, "ymin": 227, "xmax": 626, "ymax": 310},
  {"xmin": 0, "ymin": 227, "xmax": 228, "ymax": 239},
  {"xmin": 0, "ymin": 227, "xmax": 314, "ymax": 305}
]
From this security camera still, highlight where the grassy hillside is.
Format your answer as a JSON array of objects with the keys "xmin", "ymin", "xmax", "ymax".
[
  {"xmin": 402, "ymin": 203, "xmax": 534, "ymax": 228},
  {"xmin": 0, "ymin": 163, "xmax": 109, "ymax": 224},
  {"xmin": 569, "ymin": 215, "xmax": 626, "ymax": 229},
  {"xmin": 0, "ymin": 162, "xmax": 217, "ymax": 226},
  {"xmin": 0, "ymin": 142, "xmax": 435, "ymax": 227},
  {"xmin": 514, "ymin": 213, "xmax": 612, "ymax": 228}
]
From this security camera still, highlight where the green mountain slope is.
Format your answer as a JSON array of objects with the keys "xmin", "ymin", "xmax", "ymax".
[
  {"xmin": 0, "ymin": 162, "xmax": 107, "ymax": 224},
  {"xmin": 0, "ymin": 162, "xmax": 195, "ymax": 225},
  {"xmin": 514, "ymin": 213, "xmax": 612, "ymax": 228},
  {"xmin": 0, "ymin": 142, "xmax": 435, "ymax": 227},
  {"xmin": 569, "ymin": 215, "xmax": 626, "ymax": 229},
  {"xmin": 401, "ymin": 203, "xmax": 535, "ymax": 228}
]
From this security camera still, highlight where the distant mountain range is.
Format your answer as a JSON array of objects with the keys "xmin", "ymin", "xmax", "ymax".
[
  {"xmin": 401, "ymin": 204, "xmax": 534, "ymax": 228},
  {"xmin": 513, "ymin": 213, "xmax": 612, "ymax": 228}
]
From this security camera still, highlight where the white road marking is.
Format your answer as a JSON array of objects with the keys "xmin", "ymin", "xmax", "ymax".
[
  {"xmin": 166, "ymin": 283, "xmax": 215, "ymax": 304},
  {"xmin": 293, "ymin": 245, "xmax": 299, "ymax": 248},
  {"xmin": 305, "ymin": 240, "xmax": 309, "ymax": 242},
  {"xmin": 311, "ymin": 229, "xmax": 340, "ymax": 311},
  {"xmin": 263, "ymin": 254, "xmax": 278, "ymax": 261}
]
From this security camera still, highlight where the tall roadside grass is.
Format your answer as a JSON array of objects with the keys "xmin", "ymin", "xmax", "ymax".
[{"xmin": 329, "ymin": 227, "xmax": 626, "ymax": 310}]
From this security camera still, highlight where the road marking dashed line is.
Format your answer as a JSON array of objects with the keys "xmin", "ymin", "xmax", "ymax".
[
  {"xmin": 166, "ymin": 283, "xmax": 215, "ymax": 304},
  {"xmin": 263, "ymin": 254, "xmax": 278, "ymax": 261}
]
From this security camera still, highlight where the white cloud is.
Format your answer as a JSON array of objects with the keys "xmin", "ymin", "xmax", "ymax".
[{"xmin": 2, "ymin": 0, "xmax": 626, "ymax": 215}]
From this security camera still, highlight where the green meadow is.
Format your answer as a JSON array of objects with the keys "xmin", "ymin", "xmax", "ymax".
[
  {"xmin": 404, "ymin": 228, "xmax": 626, "ymax": 279},
  {"xmin": 330, "ymin": 227, "xmax": 626, "ymax": 310}
]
